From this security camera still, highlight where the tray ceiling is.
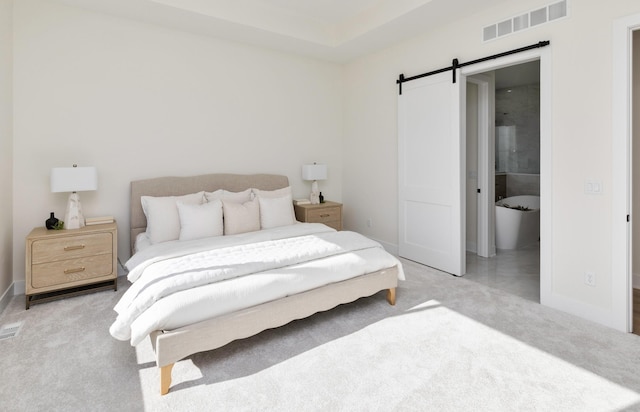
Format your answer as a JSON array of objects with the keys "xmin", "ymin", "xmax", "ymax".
[{"xmin": 51, "ymin": 0, "xmax": 510, "ymax": 61}]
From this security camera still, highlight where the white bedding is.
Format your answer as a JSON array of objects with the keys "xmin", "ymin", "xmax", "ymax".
[{"xmin": 111, "ymin": 224, "xmax": 404, "ymax": 346}]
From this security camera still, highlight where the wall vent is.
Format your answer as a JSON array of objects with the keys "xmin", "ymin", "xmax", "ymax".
[
  {"xmin": 483, "ymin": 0, "xmax": 567, "ymax": 42},
  {"xmin": 0, "ymin": 321, "xmax": 24, "ymax": 341}
]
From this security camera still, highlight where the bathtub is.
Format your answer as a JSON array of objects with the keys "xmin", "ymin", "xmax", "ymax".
[{"xmin": 495, "ymin": 195, "xmax": 540, "ymax": 250}]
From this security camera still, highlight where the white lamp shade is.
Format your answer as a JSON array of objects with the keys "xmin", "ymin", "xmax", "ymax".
[
  {"xmin": 302, "ymin": 164, "xmax": 327, "ymax": 181},
  {"xmin": 51, "ymin": 166, "xmax": 98, "ymax": 193}
]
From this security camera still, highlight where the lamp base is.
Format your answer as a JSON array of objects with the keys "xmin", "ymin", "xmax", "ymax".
[
  {"xmin": 310, "ymin": 180, "xmax": 320, "ymax": 205},
  {"xmin": 64, "ymin": 192, "xmax": 85, "ymax": 230}
]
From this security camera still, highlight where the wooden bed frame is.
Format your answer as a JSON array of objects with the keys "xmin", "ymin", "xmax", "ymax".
[{"xmin": 129, "ymin": 173, "xmax": 399, "ymax": 395}]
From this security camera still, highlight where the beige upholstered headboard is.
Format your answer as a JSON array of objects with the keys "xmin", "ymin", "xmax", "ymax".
[{"xmin": 130, "ymin": 173, "xmax": 289, "ymax": 253}]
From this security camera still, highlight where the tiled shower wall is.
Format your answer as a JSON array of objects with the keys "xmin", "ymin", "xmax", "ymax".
[
  {"xmin": 495, "ymin": 83, "xmax": 540, "ymax": 197},
  {"xmin": 495, "ymin": 84, "xmax": 540, "ymax": 174},
  {"xmin": 495, "ymin": 173, "xmax": 540, "ymax": 199},
  {"xmin": 506, "ymin": 173, "xmax": 540, "ymax": 197}
]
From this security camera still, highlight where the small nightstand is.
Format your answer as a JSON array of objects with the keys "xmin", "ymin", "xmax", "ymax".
[
  {"xmin": 294, "ymin": 201, "xmax": 343, "ymax": 231},
  {"xmin": 25, "ymin": 221, "xmax": 118, "ymax": 309}
]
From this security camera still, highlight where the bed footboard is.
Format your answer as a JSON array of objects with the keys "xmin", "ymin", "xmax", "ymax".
[{"xmin": 151, "ymin": 266, "xmax": 399, "ymax": 395}]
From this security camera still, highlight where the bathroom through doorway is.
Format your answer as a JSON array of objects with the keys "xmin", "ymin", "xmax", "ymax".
[{"xmin": 464, "ymin": 60, "xmax": 541, "ymax": 302}]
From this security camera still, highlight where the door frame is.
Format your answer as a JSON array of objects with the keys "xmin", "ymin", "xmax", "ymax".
[
  {"xmin": 612, "ymin": 13, "xmax": 640, "ymax": 333},
  {"xmin": 459, "ymin": 47, "xmax": 551, "ymax": 304},
  {"xmin": 467, "ymin": 74, "xmax": 495, "ymax": 258}
]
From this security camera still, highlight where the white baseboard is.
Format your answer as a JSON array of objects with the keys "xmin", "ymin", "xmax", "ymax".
[
  {"xmin": 0, "ymin": 282, "xmax": 14, "ymax": 314},
  {"xmin": 542, "ymin": 289, "xmax": 625, "ymax": 332}
]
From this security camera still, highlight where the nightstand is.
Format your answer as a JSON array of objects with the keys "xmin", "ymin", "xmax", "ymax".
[
  {"xmin": 25, "ymin": 221, "xmax": 118, "ymax": 309},
  {"xmin": 294, "ymin": 201, "xmax": 343, "ymax": 231}
]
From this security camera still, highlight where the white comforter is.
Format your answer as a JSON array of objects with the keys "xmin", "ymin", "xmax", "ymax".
[{"xmin": 110, "ymin": 224, "xmax": 404, "ymax": 346}]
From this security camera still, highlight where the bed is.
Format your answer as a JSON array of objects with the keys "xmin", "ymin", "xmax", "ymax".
[{"xmin": 110, "ymin": 173, "xmax": 403, "ymax": 395}]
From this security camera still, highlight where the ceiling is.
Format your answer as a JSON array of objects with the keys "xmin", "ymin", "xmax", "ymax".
[{"xmin": 52, "ymin": 0, "xmax": 510, "ymax": 62}]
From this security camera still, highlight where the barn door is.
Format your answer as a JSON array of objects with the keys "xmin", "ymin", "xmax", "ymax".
[{"xmin": 398, "ymin": 71, "xmax": 465, "ymax": 276}]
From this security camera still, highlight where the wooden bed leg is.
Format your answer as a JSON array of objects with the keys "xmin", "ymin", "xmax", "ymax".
[
  {"xmin": 386, "ymin": 288, "xmax": 396, "ymax": 306},
  {"xmin": 160, "ymin": 363, "xmax": 174, "ymax": 395}
]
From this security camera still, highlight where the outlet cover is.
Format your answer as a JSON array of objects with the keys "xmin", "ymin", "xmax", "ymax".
[{"xmin": 584, "ymin": 180, "xmax": 603, "ymax": 195}]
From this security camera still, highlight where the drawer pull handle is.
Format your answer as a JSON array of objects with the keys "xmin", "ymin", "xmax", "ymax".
[
  {"xmin": 64, "ymin": 267, "xmax": 86, "ymax": 274},
  {"xmin": 320, "ymin": 214, "xmax": 330, "ymax": 218},
  {"xmin": 64, "ymin": 245, "xmax": 85, "ymax": 251}
]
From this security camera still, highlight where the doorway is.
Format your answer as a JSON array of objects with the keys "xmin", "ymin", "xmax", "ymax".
[
  {"xmin": 465, "ymin": 61, "xmax": 541, "ymax": 302},
  {"xmin": 397, "ymin": 45, "xmax": 552, "ymax": 304}
]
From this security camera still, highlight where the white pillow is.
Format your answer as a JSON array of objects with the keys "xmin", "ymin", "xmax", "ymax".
[
  {"xmin": 177, "ymin": 199, "xmax": 223, "ymax": 241},
  {"xmin": 222, "ymin": 198, "xmax": 260, "ymax": 235},
  {"xmin": 205, "ymin": 188, "xmax": 253, "ymax": 203},
  {"xmin": 253, "ymin": 186, "xmax": 295, "ymax": 229},
  {"xmin": 258, "ymin": 194, "xmax": 295, "ymax": 229},
  {"xmin": 141, "ymin": 191, "xmax": 204, "ymax": 244},
  {"xmin": 252, "ymin": 186, "xmax": 291, "ymax": 199},
  {"xmin": 203, "ymin": 189, "xmax": 223, "ymax": 202}
]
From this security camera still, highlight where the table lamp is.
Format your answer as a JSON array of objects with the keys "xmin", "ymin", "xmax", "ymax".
[
  {"xmin": 51, "ymin": 165, "xmax": 98, "ymax": 229},
  {"xmin": 302, "ymin": 163, "xmax": 327, "ymax": 204}
]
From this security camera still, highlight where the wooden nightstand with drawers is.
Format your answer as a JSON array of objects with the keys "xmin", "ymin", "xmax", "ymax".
[
  {"xmin": 25, "ymin": 221, "xmax": 118, "ymax": 309},
  {"xmin": 294, "ymin": 201, "xmax": 343, "ymax": 231}
]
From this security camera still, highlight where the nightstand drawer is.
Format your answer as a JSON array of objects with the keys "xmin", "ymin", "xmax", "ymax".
[
  {"xmin": 31, "ymin": 232, "xmax": 113, "ymax": 264},
  {"xmin": 294, "ymin": 201, "xmax": 343, "ymax": 231},
  {"xmin": 31, "ymin": 254, "xmax": 114, "ymax": 289},
  {"xmin": 307, "ymin": 207, "xmax": 341, "ymax": 224}
]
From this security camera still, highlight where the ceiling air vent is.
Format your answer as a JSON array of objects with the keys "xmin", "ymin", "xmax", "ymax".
[
  {"xmin": 483, "ymin": 0, "xmax": 567, "ymax": 42},
  {"xmin": 530, "ymin": 7, "xmax": 547, "ymax": 27},
  {"xmin": 548, "ymin": 1, "xmax": 567, "ymax": 21}
]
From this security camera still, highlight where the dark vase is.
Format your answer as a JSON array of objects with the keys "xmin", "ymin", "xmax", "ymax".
[
  {"xmin": 319, "ymin": 192, "xmax": 324, "ymax": 203},
  {"xmin": 45, "ymin": 212, "xmax": 59, "ymax": 230}
]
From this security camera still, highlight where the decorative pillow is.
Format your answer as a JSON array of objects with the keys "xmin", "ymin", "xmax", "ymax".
[
  {"xmin": 177, "ymin": 199, "xmax": 223, "ymax": 241},
  {"xmin": 141, "ymin": 191, "xmax": 204, "ymax": 244},
  {"xmin": 258, "ymin": 194, "xmax": 296, "ymax": 229},
  {"xmin": 222, "ymin": 198, "xmax": 260, "ymax": 235}
]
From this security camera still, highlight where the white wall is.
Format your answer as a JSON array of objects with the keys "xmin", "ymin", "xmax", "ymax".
[
  {"xmin": 12, "ymin": 0, "xmax": 343, "ymax": 287},
  {"xmin": 0, "ymin": 0, "xmax": 13, "ymax": 307},
  {"xmin": 343, "ymin": 0, "xmax": 640, "ymax": 326}
]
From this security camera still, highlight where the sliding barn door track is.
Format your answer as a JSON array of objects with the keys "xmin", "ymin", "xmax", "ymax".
[{"xmin": 396, "ymin": 40, "xmax": 550, "ymax": 94}]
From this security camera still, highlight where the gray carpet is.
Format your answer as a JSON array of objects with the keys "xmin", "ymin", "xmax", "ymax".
[{"xmin": 1, "ymin": 259, "xmax": 640, "ymax": 411}]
